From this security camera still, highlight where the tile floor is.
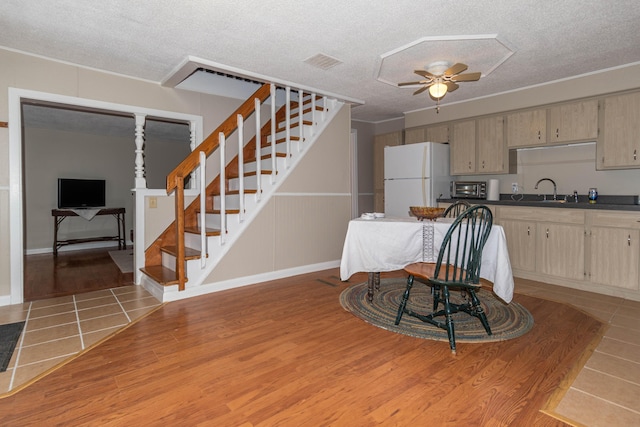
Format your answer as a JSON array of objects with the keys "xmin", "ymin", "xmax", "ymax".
[
  {"xmin": 0, "ymin": 285, "xmax": 162, "ymax": 395},
  {"xmin": 515, "ymin": 278, "xmax": 640, "ymax": 426}
]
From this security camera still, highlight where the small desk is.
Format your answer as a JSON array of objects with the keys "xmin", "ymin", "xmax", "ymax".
[
  {"xmin": 340, "ymin": 217, "xmax": 514, "ymax": 303},
  {"xmin": 52, "ymin": 208, "xmax": 126, "ymax": 256}
]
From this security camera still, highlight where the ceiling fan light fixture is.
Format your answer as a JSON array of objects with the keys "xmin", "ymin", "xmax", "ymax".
[{"xmin": 428, "ymin": 81, "xmax": 448, "ymax": 99}]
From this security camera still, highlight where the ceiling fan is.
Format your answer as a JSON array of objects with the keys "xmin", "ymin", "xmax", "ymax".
[{"xmin": 398, "ymin": 61, "xmax": 481, "ymax": 104}]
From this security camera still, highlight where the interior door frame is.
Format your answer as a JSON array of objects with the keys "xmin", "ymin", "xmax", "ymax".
[{"xmin": 7, "ymin": 88, "xmax": 202, "ymax": 305}]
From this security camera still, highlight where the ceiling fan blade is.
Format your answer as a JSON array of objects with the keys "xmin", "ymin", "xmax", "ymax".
[
  {"xmin": 413, "ymin": 85, "xmax": 430, "ymax": 95},
  {"xmin": 451, "ymin": 72, "xmax": 481, "ymax": 82},
  {"xmin": 414, "ymin": 70, "xmax": 436, "ymax": 79},
  {"xmin": 444, "ymin": 63, "xmax": 468, "ymax": 76},
  {"xmin": 398, "ymin": 80, "xmax": 428, "ymax": 87},
  {"xmin": 445, "ymin": 81, "xmax": 459, "ymax": 92}
]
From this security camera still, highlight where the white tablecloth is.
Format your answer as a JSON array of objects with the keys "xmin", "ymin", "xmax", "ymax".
[{"xmin": 339, "ymin": 217, "xmax": 514, "ymax": 303}]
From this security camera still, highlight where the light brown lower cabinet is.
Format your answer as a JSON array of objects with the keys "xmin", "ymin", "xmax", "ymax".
[
  {"xmin": 499, "ymin": 219, "xmax": 536, "ymax": 272},
  {"xmin": 536, "ymin": 222, "xmax": 584, "ymax": 281},
  {"xmin": 587, "ymin": 211, "xmax": 640, "ymax": 290},
  {"xmin": 497, "ymin": 206, "xmax": 640, "ymax": 300}
]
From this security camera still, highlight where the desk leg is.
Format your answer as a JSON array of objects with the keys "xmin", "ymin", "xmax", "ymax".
[
  {"xmin": 53, "ymin": 215, "xmax": 60, "ymax": 257},
  {"xmin": 120, "ymin": 213, "xmax": 126, "ymax": 249}
]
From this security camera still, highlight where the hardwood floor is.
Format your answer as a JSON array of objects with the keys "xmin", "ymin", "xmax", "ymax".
[
  {"xmin": 24, "ymin": 248, "xmax": 133, "ymax": 301},
  {"xmin": 0, "ymin": 269, "xmax": 602, "ymax": 426}
]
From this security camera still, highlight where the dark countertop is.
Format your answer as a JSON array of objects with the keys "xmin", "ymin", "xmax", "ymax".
[{"xmin": 437, "ymin": 194, "xmax": 640, "ymax": 212}]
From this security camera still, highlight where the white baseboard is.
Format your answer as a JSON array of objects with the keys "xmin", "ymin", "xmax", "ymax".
[
  {"xmin": 155, "ymin": 260, "xmax": 341, "ymax": 303},
  {"xmin": 0, "ymin": 295, "xmax": 12, "ymax": 307},
  {"xmin": 26, "ymin": 240, "xmax": 132, "ymax": 255}
]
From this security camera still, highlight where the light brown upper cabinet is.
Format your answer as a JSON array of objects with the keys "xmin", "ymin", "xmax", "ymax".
[
  {"xmin": 404, "ymin": 127, "xmax": 425, "ymax": 145},
  {"xmin": 450, "ymin": 120, "xmax": 476, "ymax": 175},
  {"xmin": 404, "ymin": 124, "xmax": 449, "ymax": 144},
  {"xmin": 597, "ymin": 91, "xmax": 640, "ymax": 169},
  {"xmin": 477, "ymin": 116, "xmax": 507, "ymax": 173},
  {"xmin": 451, "ymin": 116, "xmax": 510, "ymax": 175},
  {"xmin": 506, "ymin": 109, "xmax": 546, "ymax": 148},
  {"xmin": 547, "ymin": 99, "xmax": 598, "ymax": 144},
  {"xmin": 425, "ymin": 124, "xmax": 449, "ymax": 143}
]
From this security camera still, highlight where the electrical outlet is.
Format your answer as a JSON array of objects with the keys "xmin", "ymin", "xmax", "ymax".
[
  {"xmin": 512, "ymin": 183, "xmax": 519, "ymax": 194},
  {"xmin": 148, "ymin": 196, "xmax": 157, "ymax": 208}
]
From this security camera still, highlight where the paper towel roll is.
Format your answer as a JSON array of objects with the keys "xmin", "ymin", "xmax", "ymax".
[{"xmin": 487, "ymin": 179, "xmax": 500, "ymax": 201}]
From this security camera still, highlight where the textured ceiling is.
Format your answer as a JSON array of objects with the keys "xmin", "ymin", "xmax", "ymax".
[{"xmin": 2, "ymin": 0, "xmax": 640, "ymax": 123}]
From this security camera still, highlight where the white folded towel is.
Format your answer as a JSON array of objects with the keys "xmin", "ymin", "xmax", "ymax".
[{"xmin": 71, "ymin": 208, "xmax": 101, "ymax": 220}]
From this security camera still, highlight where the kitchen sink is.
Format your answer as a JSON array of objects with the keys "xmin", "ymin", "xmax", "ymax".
[{"xmin": 540, "ymin": 199, "xmax": 567, "ymax": 203}]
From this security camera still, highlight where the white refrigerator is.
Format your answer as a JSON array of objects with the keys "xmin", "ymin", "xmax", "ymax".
[{"xmin": 384, "ymin": 142, "xmax": 451, "ymax": 218}]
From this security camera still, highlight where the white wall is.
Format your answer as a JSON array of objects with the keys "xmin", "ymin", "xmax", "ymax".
[
  {"xmin": 23, "ymin": 125, "xmax": 191, "ymax": 252},
  {"xmin": 0, "ymin": 47, "xmax": 354, "ymax": 304}
]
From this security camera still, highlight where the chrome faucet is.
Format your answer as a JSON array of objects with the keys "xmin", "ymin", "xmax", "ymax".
[{"xmin": 534, "ymin": 178, "xmax": 557, "ymax": 201}]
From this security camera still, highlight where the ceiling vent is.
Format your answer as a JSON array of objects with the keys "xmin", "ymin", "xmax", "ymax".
[{"xmin": 304, "ymin": 53, "xmax": 343, "ymax": 70}]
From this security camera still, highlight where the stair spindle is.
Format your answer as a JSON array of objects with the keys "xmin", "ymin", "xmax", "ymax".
[
  {"xmin": 298, "ymin": 90, "xmax": 304, "ymax": 152},
  {"xmin": 255, "ymin": 97, "xmax": 262, "ymax": 201},
  {"xmin": 199, "ymin": 151, "xmax": 207, "ymax": 268},
  {"xmin": 237, "ymin": 114, "xmax": 245, "ymax": 222},
  {"xmin": 219, "ymin": 132, "xmax": 226, "ymax": 245},
  {"xmin": 285, "ymin": 86, "xmax": 291, "ymax": 168},
  {"xmin": 270, "ymin": 84, "xmax": 277, "ymax": 182}
]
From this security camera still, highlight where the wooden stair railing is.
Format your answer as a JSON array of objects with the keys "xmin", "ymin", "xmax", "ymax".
[
  {"xmin": 143, "ymin": 83, "xmax": 326, "ymax": 292},
  {"xmin": 147, "ymin": 83, "xmax": 272, "ymax": 290}
]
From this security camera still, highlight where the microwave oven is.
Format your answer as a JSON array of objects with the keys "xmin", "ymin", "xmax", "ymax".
[{"xmin": 450, "ymin": 181, "xmax": 487, "ymax": 199}]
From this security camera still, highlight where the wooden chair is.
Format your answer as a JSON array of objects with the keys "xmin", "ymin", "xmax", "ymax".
[
  {"xmin": 443, "ymin": 200, "xmax": 470, "ymax": 218},
  {"xmin": 395, "ymin": 205, "xmax": 493, "ymax": 354}
]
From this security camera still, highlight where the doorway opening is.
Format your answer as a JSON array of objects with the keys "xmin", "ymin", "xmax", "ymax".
[{"xmin": 15, "ymin": 95, "xmax": 194, "ymax": 301}]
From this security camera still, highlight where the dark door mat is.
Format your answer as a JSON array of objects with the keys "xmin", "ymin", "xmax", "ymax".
[{"xmin": 0, "ymin": 321, "xmax": 25, "ymax": 372}]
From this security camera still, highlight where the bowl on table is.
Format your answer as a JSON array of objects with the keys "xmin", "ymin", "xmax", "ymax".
[{"xmin": 409, "ymin": 206, "xmax": 446, "ymax": 221}]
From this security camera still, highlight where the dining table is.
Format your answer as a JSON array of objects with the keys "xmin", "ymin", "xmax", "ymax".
[{"xmin": 339, "ymin": 216, "xmax": 515, "ymax": 303}]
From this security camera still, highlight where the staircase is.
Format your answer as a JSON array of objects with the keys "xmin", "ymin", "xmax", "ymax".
[{"xmin": 139, "ymin": 82, "xmax": 343, "ymax": 301}]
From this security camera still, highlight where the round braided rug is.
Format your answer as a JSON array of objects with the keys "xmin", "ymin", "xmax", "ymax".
[{"xmin": 340, "ymin": 278, "xmax": 533, "ymax": 343}]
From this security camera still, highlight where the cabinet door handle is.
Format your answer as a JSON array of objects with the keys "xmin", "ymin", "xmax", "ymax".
[
  {"xmin": 556, "ymin": 128, "xmax": 559, "ymax": 138},
  {"xmin": 629, "ymin": 235, "xmax": 632, "ymax": 246},
  {"xmin": 527, "ymin": 226, "xmax": 530, "ymax": 236},
  {"xmin": 634, "ymin": 149, "xmax": 637, "ymax": 161},
  {"xmin": 482, "ymin": 160, "xmax": 485, "ymax": 169},
  {"xmin": 537, "ymin": 130, "xmax": 541, "ymax": 140},
  {"xmin": 546, "ymin": 228, "xmax": 549, "ymax": 238}
]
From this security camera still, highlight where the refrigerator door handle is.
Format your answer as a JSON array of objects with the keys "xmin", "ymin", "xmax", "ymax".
[{"xmin": 422, "ymin": 146, "xmax": 428, "ymax": 206}]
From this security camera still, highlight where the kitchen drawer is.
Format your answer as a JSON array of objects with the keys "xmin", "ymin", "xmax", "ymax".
[
  {"xmin": 498, "ymin": 206, "xmax": 585, "ymax": 224},
  {"xmin": 589, "ymin": 211, "xmax": 640, "ymax": 229}
]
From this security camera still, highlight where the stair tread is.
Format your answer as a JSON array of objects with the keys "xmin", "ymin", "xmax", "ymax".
[
  {"xmin": 209, "ymin": 209, "xmax": 240, "ymax": 214},
  {"xmin": 276, "ymin": 120, "xmax": 311, "ymax": 132},
  {"xmin": 228, "ymin": 170, "xmax": 272, "ymax": 178},
  {"xmin": 291, "ymin": 106, "xmax": 324, "ymax": 119},
  {"xmin": 184, "ymin": 226, "xmax": 221, "ymax": 236},
  {"xmin": 211, "ymin": 189, "xmax": 258, "ymax": 196},
  {"xmin": 160, "ymin": 245, "xmax": 203, "ymax": 260},
  {"xmin": 196, "ymin": 208, "xmax": 241, "ymax": 214},
  {"xmin": 140, "ymin": 265, "xmax": 182, "ymax": 286},
  {"xmin": 275, "ymin": 136, "xmax": 301, "ymax": 144},
  {"xmin": 261, "ymin": 152, "xmax": 286, "ymax": 160}
]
